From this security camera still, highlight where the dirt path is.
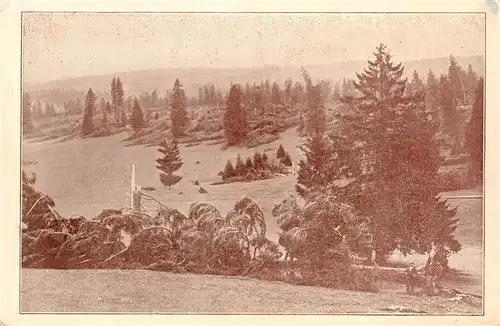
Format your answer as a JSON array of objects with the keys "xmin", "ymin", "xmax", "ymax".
[{"xmin": 21, "ymin": 269, "xmax": 481, "ymax": 314}]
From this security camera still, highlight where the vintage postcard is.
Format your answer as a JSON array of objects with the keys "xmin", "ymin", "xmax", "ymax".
[{"xmin": 0, "ymin": 0, "xmax": 499, "ymax": 325}]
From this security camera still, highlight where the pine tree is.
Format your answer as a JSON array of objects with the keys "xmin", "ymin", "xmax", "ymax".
[
  {"xmin": 341, "ymin": 44, "xmax": 460, "ymax": 264},
  {"xmin": 245, "ymin": 157, "xmax": 254, "ymax": 171},
  {"xmin": 277, "ymin": 144, "xmax": 286, "ymax": 159},
  {"xmin": 130, "ymin": 98, "xmax": 145, "ymax": 131},
  {"xmin": 253, "ymin": 152, "xmax": 263, "ymax": 170},
  {"xmin": 223, "ymin": 84, "xmax": 248, "ymax": 145},
  {"xmin": 111, "ymin": 77, "xmax": 118, "ymax": 123},
  {"xmin": 438, "ymin": 75, "xmax": 461, "ymax": 151},
  {"xmin": 170, "ymin": 78, "xmax": 189, "ymax": 137},
  {"xmin": 22, "ymin": 92, "xmax": 33, "ymax": 133},
  {"xmin": 223, "ymin": 160, "xmax": 236, "ymax": 179},
  {"xmin": 465, "ymin": 78, "xmax": 484, "ymax": 185},
  {"xmin": 116, "ymin": 78, "xmax": 125, "ymax": 124},
  {"xmin": 447, "ymin": 55, "xmax": 466, "ymax": 106},
  {"xmin": 282, "ymin": 153, "xmax": 292, "ymax": 167},
  {"xmin": 156, "ymin": 139, "xmax": 183, "ymax": 189},
  {"xmin": 295, "ymin": 133, "xmax": 347, "ymax": 197},
  {"xmin": 235, "ymin": 154, "xmax": 246, "ymax": 176},
  {"xmin": 271, "ymin": 82, "xmax": 281, "ymax": 105},
  {"xmin": 198, "ymin": 87, "xmax": 204, "ymax": 106},
  {"xmin": 464, "ymin": 64, "xmax": 478, "ymax": 105},
  {"xmin": 407, "ymin": 69, "xmax": 424, "ymax": 96},
  {"xmin": 151, "ymin": 89, "xmax": 159, "ymax": 108},
  {"xmin": 425, "ymin": 69, "xmax": 439, "ymax": 111},
  {"xmin": 120, "ymin": 110, "xmax": 127, "ymax": 127},
  {"xmin": 99, "ymin": 98, "xmax": 106, "ymax": 115},
  {"xmin": 284, "ymin": 78, "xmax": 293, "ymax": 107},
  {"xmin": 302, "ymin": 67, "xmax": 326, "ymax": 136},
  {"xmin": 262, "ymin": 153, "xmax": 269, "ymax": 163},
  {"xmin": 81, "ymin": 88, "xmax": 96, "ymax": 136}
]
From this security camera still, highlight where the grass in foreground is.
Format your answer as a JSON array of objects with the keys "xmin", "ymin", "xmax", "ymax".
[{"xmin": 21, "ymin": 269, "xmax": 481, "ymax": 314}]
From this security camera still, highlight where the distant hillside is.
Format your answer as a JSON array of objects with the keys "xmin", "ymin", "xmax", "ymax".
[{"xmin": 25, "ymin": 55, "xmax": 484, "ymax": 106}]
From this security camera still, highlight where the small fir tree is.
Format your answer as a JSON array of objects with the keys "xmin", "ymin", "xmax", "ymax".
[
  {"xmin": 235, "ymin": 154, "xmax": 246, "ymax": 176},
  {"xmin": 245, "ymin": 157, "xmax": 254, "ymax": 171},
  {"xmin": 277, "ymin": 144, "xmax": 286, "ymax": 159},
  {"xmin": 282, "ymin": 153, "xmax": 293, "ymax": 167},
  {"xmin": 156, "ymin": 139, "xmax": 183, "ymax": 189},
  {"xmin": 223, "ymin": 160, "xmax": 236, "ymax": 180},
  {"xmin": 253, "ymin": 152, "xmax": 263, "ymax": 170},
  {"xmin": 130, "ymin": 98, "xmax": 145, "ymax": 131}
]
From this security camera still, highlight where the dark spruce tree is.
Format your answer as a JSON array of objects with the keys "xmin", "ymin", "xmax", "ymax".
[
  {"xmin": 277, "ymin": 144, "xmax": 286, "ymax": 159},
  {"xmin": 465, "ymin": 77, "xmax": 484, "ymax": 185},
  {"xmin": 111, "ymin": 77, "xmax": 118, "ymax": 123},
  {"xmin": 295, "ymin": 132, "xmax": 348, "ymax": 197},
  {"xmin": 156, "ymin": 139, "xmax": 183, "ymax": 189},
  {"xmin": 170, "ymin": 78, "xmax": 189, "ymax": 137},
  {"xmin": 253, "ymin": 152, "xmax": 263, "ymax": 170},
  {"xmin": 302, "ymin": 67, "xmax": 326, "ymax": 136},
  {"xmin": 235, "ymin": 154, "xmax": 246, "ymax": 176},
  {"xmin": 425, "ymin": 69, "xmax": 439, "ymax": 111},
  {"xmin": 223, "ymin": 84, "xmax": 248, "ymax": 146},
  {"xmin": 245, "ymin": 157, "xmax": 254, "ymax": 171},
  {"xmin": 116, "ymin": 77, "xmax": 125, "ymax": 124},
  {"xmin": 340, "ymin": 44, "xmax": 460, "ymax": 265},
  {"xmin": 222, "ymin": 160, "xmax": 236, "ymax": 180},
  {"xmin": 82, "ymin": 88, "xmax": 96, "ymax": 136},
  {"xmin": 130, "ymin": 98, "xmax": 145, "ymax": 131}
]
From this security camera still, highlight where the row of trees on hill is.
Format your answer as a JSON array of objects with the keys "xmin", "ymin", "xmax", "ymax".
[{"xmin": 287, "ymin": 44, "xmax": 483, "ymax": 267}]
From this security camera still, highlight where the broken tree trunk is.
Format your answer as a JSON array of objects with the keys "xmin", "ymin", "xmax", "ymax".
[{"xmin": 130, "ymin": 165, "xmax": 142, "ymax": 212}]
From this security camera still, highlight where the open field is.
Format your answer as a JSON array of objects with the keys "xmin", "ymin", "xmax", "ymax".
[
  {"xmin": 20, "ymin": 269, "xmax": 481, "ymax": 314},
  {"xmin": 21, "ymin": 129, "xmax": 483, "ymax": 312}
]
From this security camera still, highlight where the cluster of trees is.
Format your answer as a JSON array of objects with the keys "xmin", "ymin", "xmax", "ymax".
[
  {"xmin": 22, "ymin": 92, "xmax": 59, "ymax": 132},
  {"xmin": 221, "ymin": 152, "xmax": 269, "ymax": 181},
  {"xmin": 197, "ymin": 83, "xmax": 224, "ymax": 106},
  {"xmin": 293, "ymin": 44, "xmax": 483, "ymax": 267}
]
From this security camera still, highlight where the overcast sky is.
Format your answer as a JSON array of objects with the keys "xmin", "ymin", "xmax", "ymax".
[{"xmin": 22, "ymin": 13, "xmax": 485, "ymax": 84}]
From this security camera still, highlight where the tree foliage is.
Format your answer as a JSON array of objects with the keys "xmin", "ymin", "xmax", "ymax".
[
  {"xmin": 81, "ymin": 88, "xmax": 96, "ymax": 136},
  {"xmin": 130, "ymin": 98, "xmax": 145, "ymax": 131},
  {"xmin": 223, "ymin": 84, "xmax": 248, "ymax": 145},
  {"xmin": 156, "ymin": 139, "xmax": 183, "ymax": 189},
  {"xmin": 465, "ymin": 78, "xmax": 484, "ymax": 184},
  {"xmin": 170, "ymin": 79, "xmax": 189, "ymax": 137},
  {"xmin": 340, "ymin": 44, "xmax": 460, "ymax": 263}
]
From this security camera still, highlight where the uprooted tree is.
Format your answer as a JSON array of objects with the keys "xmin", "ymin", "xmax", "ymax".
[{"xmin": 156, "ymin": 139, "xmax": 183, "ymax": 189}]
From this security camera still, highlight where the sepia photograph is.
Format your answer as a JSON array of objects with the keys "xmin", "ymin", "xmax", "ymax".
[{"xmin": 16, "ymin": 10, "xmax": 487, "ymax": 316}]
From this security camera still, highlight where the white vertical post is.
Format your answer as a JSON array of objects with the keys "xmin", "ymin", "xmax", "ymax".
[{"xmin": 130, "ymin": 164, "xmax": 136, "ymax": 209}]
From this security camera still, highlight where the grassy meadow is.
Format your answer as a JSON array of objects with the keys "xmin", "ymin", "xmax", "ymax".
[{"xmin": 22, "ymin": 126, "xmax": 483, "ymax": 311}]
